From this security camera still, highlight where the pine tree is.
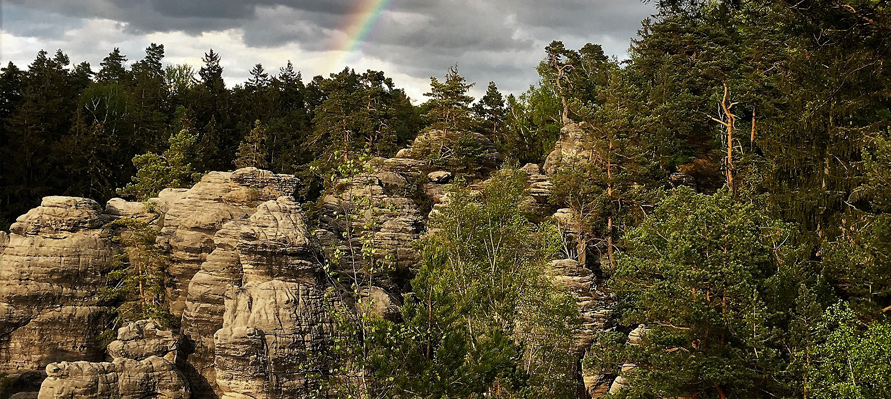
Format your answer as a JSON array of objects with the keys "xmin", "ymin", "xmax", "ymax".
[
  {"xmin": 234, "ymin": 120, "xmax": 268, "ymax": 169},
  {"xmin": 118, "ymin": 123, "xmax": 199, "ymax": 201},
  {"xmin": 472, "ymin": 81, "xmax": 505, "ymax": 145},
  {"xmin": 102, "ymin": 218, "xmax": 173, "ymax": 330},
  {"xmin": 97, "ymin": 48, "xmax": 130, "ymax": 85},
  {"xmin": 423, "ymin": 65, "xmax": 474, "ymax": 133},
  {"xmin": 599, "ymin": 187, "xmax": 801, "ymax": 398}
]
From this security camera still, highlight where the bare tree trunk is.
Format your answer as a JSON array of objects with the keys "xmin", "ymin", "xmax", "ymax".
[
  {"xmin": 751, "ymin": 104, "xmax": 757, "ymax": 152},
  {"xmin": 711, "ymin": 82, "xmax": 738, "ymax": 196},
  {"xmin": 606, "ymin": 136, "xmax": 616, "ymax": 271}
]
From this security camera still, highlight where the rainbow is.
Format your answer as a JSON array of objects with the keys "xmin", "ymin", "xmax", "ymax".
[{"xmin": 327, "ymin": 0, "xmax": 395, "ymax": 72}]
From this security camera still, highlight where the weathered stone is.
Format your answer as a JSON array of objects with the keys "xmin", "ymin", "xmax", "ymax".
[
  {"xmin": 106, "ymin": 320, "xmax": 179, "ymax": 362},
  {"xmin": 38, "ymin": 320, "xmax": 190, "ymax": 399},
  {"xmin": 548, "ymin": 259, "xmax": 611, "ymax": 354},
  {"xmin": 214, "ymin": 280, "xmax": 331, "ymax": 399},
  {"xmin": 38, "ymin": 361, "xmax": 118, "ymax": 399},
  {"xmin": 104, "ymin": 198, "xmax": 161, "ymax": 225},
  {"xmin": 180, "ymin": 196, "xmax": 320, "ymax": 396},
  {"xmin": 157, "ymin": 168, "xmax": 298, "ymax": 320},
  {"xmin": 9, "ymin": 197, "xmax": 110, "ymax": 236},
  {"xmin": 521, "ymin": 163, "xmax": 555, "ymax": 218},
  {"xmin": 0, "ymin": 197, "xmax": 116, "ymax": 375},
  {"xmin": 38, "ymin": 357, "xmax": 189, "ymax": 399},
  {"xmin": 427, "ymin": 170, "xmax": 452, "ymax": 183},
  {"xmin": 604, "ymin": 326, "xmax": 648, "ymax": 396},
  {"xmin": 543, "ymin": 123, "xmax": 588, "ymax": 175},
  {"xmin": 552, "ymin": 208, "xmax": 575, "ymax": 232},
  {"xmin": 582, "ymin": 372, "xmax": 615, "ymax": 399},
  {"xmin": 319, "ymin": 169, "xmax": 424, "ymax": 279},
  {"xmin": 358, "ymin": 286, "xmax": 402, "ymax": 321},
  {"xmin": 114, "ymin": 357, "xmax": 189, "ymax": 399}
]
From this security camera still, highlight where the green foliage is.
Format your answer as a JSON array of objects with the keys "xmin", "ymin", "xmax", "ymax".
[
  {"xmin": 808, "ymin": 302, "xmax": 891, "ymax": 399},
  {"xmin": 316, "ymin": 151, "xmax": 401, "ymax": 397},
  {"xmin": 301, "ymin": 68, "xmax": 418, "ymax": 200},
  {"xmin": 601, "ymin": 187, "xmax": 801, "ymax": 398},
  {"xmin": 857, "ymin": 128, "xmax": 891, "ymax": 212},
  {"xmin": 423, "ymin": 65, "xmax": 475, "ymax": 133},
  {"xmin": 377, "ymin": 169, "xmax": 577, "ymax": 398},
  {"xmin": 823, "ymin": 213, "xmax": 891, "ymax": 318},
  {"xmin": 101, "ymin": 218, "xmax": 173, "ymax": 338},
  {"xmin": 118, "ymin": 124, "xmax": 199, "ymax": 201},
  {"xmin": 473, "ymin": 81, "xmax": 506, "ymax": 143},
  {"xmin": 501, "ymin": 85, "xmax": 562, "ymax": 164},
  {"xmin": 233, "ymin": 120, "xmax": 268, "ymax": 169}
]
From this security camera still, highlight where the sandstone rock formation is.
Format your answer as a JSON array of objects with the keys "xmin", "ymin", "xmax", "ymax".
[
  {"xmin": 180, "ymin": 196, "xmax": 326, "ymax": 397},
  {"xmin": 157, "ymin": 168, "xmax": 299, "ymax": 320},
  {"xmin": 37, "ymin": 320, "xmax": 189, "ymax": 399},
  {"xmin": 1, "ymin": 135, "xmax": 627, "ymax": 399},
  {"xmin": 520, "ymin": 163, "xmax": 556, "ymax": 218},
  {"xmin": 543, "ymin": 123, "xmax": 589, "ymax": 175},
  {"xmin": 397, "ymin": 129, "xmax": 502, "ymax": 174},
  {"xmin": 0, "ymin": 197, "xmax": 116, "ymax": 377},
  {"xmin": 549, "ymin": 259, "xmax": 612, "ymax": 355},
  {"xmin": 607, "ymin": 325, "xmax": 648, "ymax": 395},
  {"xmin": 214, "ymin": 280, "xmax": 331, "ymax": 399},
  {"xmin": 317, "ymin": 167, "xmax": 424, "ymax": 282}
]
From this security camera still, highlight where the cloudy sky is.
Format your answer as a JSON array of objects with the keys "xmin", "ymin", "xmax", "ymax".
[{"xmin": 1, "ymin": 0, "xmax": 656, "ymax": 101}]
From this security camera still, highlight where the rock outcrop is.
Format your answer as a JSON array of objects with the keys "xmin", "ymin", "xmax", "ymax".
[
  {"xmin": 214, "ymin": 280, "xmax": 331, "ymax": 399},
  {"xmin": 181, "ymin": 196, "xmax": 327, "ymax": 397},
  {"xmin": 397, "ymin": 129, "xmax": 502, "ymax": 175},
  {"xmin": 37, "ymin": 320, "xmax": 190, "ymax": 399},
  {"xmin": 317, "ymin": 166, "xmax": 425, "ymax": 285},
  {"xmin": 158, "ymin": 168, "xmax": 299, "ymax": 319},
  {"xmin": 549, "ymin": 259, "xmax": 612, "ymax": 355},
  {"xmin": 520, "ymin": 163, "xmax": 556, "ymax": 218},
  {"xmin": 543, "ymin": 123, "xmax": 589, "ymax": 175},
  {"xmin": 0, "ymin": 197, "xmax": 116, "ymax": 377},
  {"xmin": 0, "ymin": 126, "xmax": 627, "ymax": 398}
]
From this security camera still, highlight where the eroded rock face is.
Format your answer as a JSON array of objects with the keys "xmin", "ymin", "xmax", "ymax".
[
  {"xmin": 520, "ymin": 163, "xmax": 556, "ymax": 218},
  {"xmin": 318, "ymin": 169, "xmax": 424, "ymax": 283},
  {"xmin": 550, "ymin": 254, "xmax": 615, "ymax": 398},
  {"xmin": 399, "ymin": 129, "xmax": 502, "ymax": 174},
  {"xmin": 214, "ymin": 280, "xmax": 331, "ymax": 399},
  {"xmin": 214, "ymin": 198, "xmax": 329, "ymax": 399},
  {"xmin": 37, "ymin": 320, "xmax": 190, "ymax": 399},
  {"xmin": 180, "ymin": 197, "xmax": 323, "ymax": 397},
  {"xmin": 156, "ymin": 168, "xmax": 299, "ymax": 319},
  {"xmin": 107, "ymin": 319, "xmax": 179, "ymax": 362},
  {"xmin": 0, "ymin": 197, "xmax": 116, "ymax": 375},
  {"xmin": 549, "ymin": 259, "xmax": 612, "ymax": 354},
  {"xmin": 543, "ymin": 123, "xmax": 588, "ymax": 175}
]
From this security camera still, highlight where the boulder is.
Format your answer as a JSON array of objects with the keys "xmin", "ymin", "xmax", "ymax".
[
  {"xmin": 427, "ymin": 170, "xmax": 452, "ymax": 183},
  {"xmin": 38, "ymin": 320, "xmax": 190, "ymax": 399}
]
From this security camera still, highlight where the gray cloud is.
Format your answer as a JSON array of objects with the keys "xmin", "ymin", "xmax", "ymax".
[{"xmin": 2, "ymin": 0, "xmax": 656, "ymax": 96}]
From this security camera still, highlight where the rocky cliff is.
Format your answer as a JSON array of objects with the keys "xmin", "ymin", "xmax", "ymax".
[{"xmin": 0, "ymin": 125, "xmax": 619, "ymax": 398}]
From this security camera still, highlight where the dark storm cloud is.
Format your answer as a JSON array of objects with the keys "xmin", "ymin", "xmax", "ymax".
[
  {"xmin": 6, "ymin": 0, "xmax": 653, "ymax": 46},
  {"xmin": 3, "ymin": 0, "xmax": 656, "ymax": 95},
  {"xmin": 1, "ymin": 5, "xmax": 83, "ymax": 39}
]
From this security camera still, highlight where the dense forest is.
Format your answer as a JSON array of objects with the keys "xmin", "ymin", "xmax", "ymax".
[{"xmin": 2, "ymin": 0, "xmax": 891, "ymax": 398}]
